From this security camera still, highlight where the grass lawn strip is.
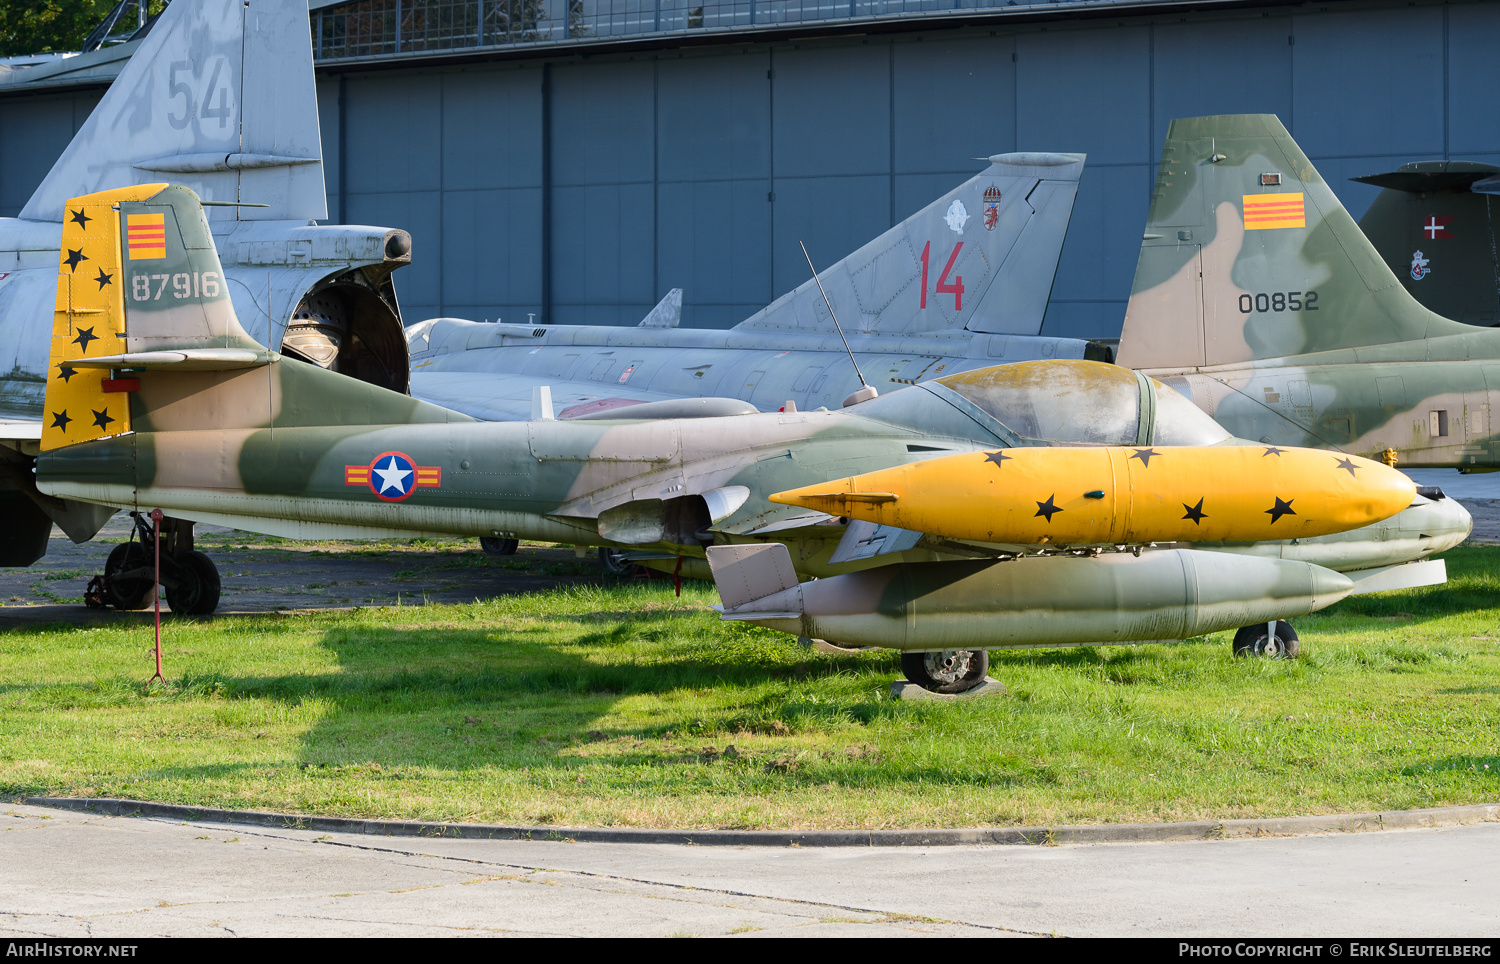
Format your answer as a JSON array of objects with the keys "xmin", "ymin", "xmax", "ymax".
[{"xmin": 1, "ymin": 547, "xmax": 1497, "ymax": 830}]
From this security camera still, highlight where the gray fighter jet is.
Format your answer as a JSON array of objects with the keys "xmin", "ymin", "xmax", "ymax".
[
  {"xmin": 0, "ymin": 0, "xmax": 411, "ymax": 563},
  {"xmin": 407, "ymin": 152, "xmax": 1109, "ymax": 421}
]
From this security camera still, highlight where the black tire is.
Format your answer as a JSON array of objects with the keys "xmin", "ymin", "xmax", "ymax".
[
  {"xmin": 165, "ymin": 551, "xmax": 221, "ymax": 616},
  {"xmin": 480, "ymin": 537, "xmax": 519, "ymax": 556},
  {"xmin": 1232, "ymin": 620, "xmax": 1301, "ymax": 659},
  {"xmin": 598, "ymin": 547, "xmax": 633, "ymax": 577},
  {"xmin": 103, "ymin": 543, "xmax": 154, "ymax": 610},
  {"xmin": 900, "ymin": 649, "xmax": 990, "ymax": 694}
]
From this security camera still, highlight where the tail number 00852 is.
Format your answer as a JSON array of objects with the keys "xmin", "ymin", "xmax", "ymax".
[
  {"xmin": 1238, "ymin": 290, "xmax": 1318, "ymax": 313},
  {"xmin": 131, "ymin": 272, "xmax": 220, "ymax": 302}
]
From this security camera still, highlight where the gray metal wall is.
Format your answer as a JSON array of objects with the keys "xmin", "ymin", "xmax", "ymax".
[{"xmin": 6, "ymin": 0, "xmax": 1500, "ymax": 340}]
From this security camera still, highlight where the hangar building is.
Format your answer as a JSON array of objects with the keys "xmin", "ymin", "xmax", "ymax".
[{"xmin": 1, "ymin": 0, "xmax": 1496, "ymax": 339}]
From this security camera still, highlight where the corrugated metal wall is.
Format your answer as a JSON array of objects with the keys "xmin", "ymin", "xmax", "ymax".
[{"xmin": 8, "ymin": 1, "xmax": 1500, "ymax": 339}]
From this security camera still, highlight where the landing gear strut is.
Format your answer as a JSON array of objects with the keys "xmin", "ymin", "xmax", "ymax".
[
  {"xmin": 1232, "ymin": 620, "xmax": 1300, "ymax": 659},
  {"xmin": 85, "ymin": 513, "xmax": 221, "ymax": 616},
  {"xmin": 900, "ymin": 649, "xmax": 990, "ymax": 694}
]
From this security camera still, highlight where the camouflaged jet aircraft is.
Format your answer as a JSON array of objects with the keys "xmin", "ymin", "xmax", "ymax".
[
  {"xmin": 0, "ymin": 0, "xmax": 412, "ymax": 565},
  {"xmin": 1119, "ymin": 115, "xmax": 1500, "ymax": 471},
  {"xmin": 406, "ymin": 151, "xmax": 1108, "ymax": 422},
  {"xmin": 33, "ymin": 183, "xmax": 1468, "ymax": 692},
  {"xmin": 1353, "ymin": 161, "xmax": 1500, "ymax": 327}
]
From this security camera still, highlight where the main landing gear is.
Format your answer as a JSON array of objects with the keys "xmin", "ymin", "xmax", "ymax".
[
  {"xmin": 1232, "ymin": 620, "xmax": 1301, "ymax": 659},
  {"xmin": 85, "ymin": 513, "xmax": 221, "ymax": 616},
  {"xmin": 900, "ymin": 649, "xmax": 991, "ymax": 694}
]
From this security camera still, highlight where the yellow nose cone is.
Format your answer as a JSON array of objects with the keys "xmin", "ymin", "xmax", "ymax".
[{"xmin": 770, "ymin": 445, "xmax": 1415, "ymax": 546}]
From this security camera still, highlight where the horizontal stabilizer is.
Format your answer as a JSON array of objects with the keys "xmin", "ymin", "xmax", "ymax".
[
  {"xmin": 1351, "ymin": 161, "xmax": 1500, "ymax": 195},
  {"xmin": 67, "ymin": 349, "xmax": 273, "ymax": 371},
  {"xmin": 705, "ymin": 543, "xmax": 803, "ymax": 612}
]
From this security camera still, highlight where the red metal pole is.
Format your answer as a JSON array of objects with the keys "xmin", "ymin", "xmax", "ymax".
[{"xmin": 147, "ymin": 508, "xmax": 164, "ymax": 687}]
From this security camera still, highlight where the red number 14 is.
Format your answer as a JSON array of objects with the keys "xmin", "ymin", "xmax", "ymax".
[{"xmin": 919, "ymin": 241, "xmax": 965, "ymax": 311}]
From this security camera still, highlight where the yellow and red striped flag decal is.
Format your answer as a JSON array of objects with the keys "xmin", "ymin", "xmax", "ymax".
[
  {"xmin": 125, "ymin": 213, "xmax": 167, "ymax": 260},
  {"xmin": 1242, "ymin": 192, "xmax": 1305, "ymax": 231}
]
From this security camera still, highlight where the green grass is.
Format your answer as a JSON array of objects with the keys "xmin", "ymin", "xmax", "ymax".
[{"xmin": 1, "ymin": 548, "xmax": 1498, "ymax": 830}]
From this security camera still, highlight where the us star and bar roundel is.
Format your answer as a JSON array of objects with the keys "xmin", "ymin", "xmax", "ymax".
[
  {"xmin": 345, "ymin": 451, "xmax": 442, "ymax": 502},
  {"xmin": 1242, "ymin": 192, "xmax": 1306, "ymax": 230}
]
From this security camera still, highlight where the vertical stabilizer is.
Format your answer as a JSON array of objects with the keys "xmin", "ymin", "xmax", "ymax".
[
  {"xmin": 735, "ymin": 153, "xmax": 1084, "ymax": 336},
  {"xmin": 1118, "ymin": 115, "xmax": 1474, "ymax": 371},
  {"xmin": 20, "ymin": 0, "xmax": 325, "ymax": 224}
]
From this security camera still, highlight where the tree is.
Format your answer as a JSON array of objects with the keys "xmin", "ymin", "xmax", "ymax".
[{"xmin": 0, "ymin": 1, "xmax": 168, "ymax": 58}]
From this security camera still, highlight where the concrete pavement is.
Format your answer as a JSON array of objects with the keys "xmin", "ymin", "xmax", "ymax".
[{"xmin": 2, "ymin": 802, "xmax": 1497, "ymax": 937}]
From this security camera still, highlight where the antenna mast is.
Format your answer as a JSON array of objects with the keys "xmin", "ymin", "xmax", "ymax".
[{"xmin": 800, "ymin": 241, "xmax": 877, "ymax": 406}]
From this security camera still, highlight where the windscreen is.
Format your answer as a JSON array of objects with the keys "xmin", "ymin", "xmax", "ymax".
[
  {"xmin": 1152, "ymin": 379, "xmax": 1233, "ymax": 445},
  {"xmin": 934, "ymin": 362, "xmax": 1142, "ymax": 444}
]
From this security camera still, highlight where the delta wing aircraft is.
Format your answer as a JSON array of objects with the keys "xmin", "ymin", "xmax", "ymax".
[
  {"xmin": 406, "ymin": 152, "xmax": 1108, "ymax": 421},
  {"xmin": 0, "ymin": 0, "xmax": 412, "ymax": 566},
  {"xmin": 1118, "ymin": 114, "xmax": 1500, "ymax": 470},
  {"xmin": 34, "ymin": 184, "xmax": 1468, "ymax": 691},
  {"xmin": 1353, "ymin": 161, "xmax": 1500, "ymax": 327}
]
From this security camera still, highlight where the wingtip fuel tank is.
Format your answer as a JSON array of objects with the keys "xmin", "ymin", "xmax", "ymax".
[{"xmin": 770, "ymin": 444, "xmax": 1415, "ymax": 547}]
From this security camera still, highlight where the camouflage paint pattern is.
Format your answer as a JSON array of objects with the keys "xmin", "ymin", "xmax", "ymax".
[{"xmin": 1118, "ymin": 114, "xmax": 1500, "ymax": 469}]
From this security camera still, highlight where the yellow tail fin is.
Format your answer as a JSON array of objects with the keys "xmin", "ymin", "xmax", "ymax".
[{"xmin": 41, "ymin": 184, "xmax": 166, "ymax": 452}]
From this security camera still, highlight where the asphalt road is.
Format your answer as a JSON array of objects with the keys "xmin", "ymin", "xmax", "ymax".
[{"xmin": 1, "ymin": 803, "xmax": 1497, "ymax": 937}]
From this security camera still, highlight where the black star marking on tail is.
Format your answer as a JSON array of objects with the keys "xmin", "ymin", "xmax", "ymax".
[
  {"xmin": 72, "ymin": 327, "xmax": 97, "ymax": 353},
  {"xmin": 1129, "ymin": 447, "xmax": 1160, "ymax": 467},
  {"xmin": 57, "ymin": 365, "xmax": 76, "ymax": 383},
  {"xmin": 1265, "ymin": 497, "xmax": 1296, "ymax": 523},
  {"xmin": 1262, "ymin": 446, "xmax": 1286, "ymax": 457},
  {"xmin": 1182, "ymin": 498, "xmax": 1207, "ymax": 524},
  {"xmin": 94, "ymin": 268, "xmax": 113, "ymax": 290},
  {"xmin": 1034, "ymin": 494, "xmax": 1063, "ymax": 523},
  {"xmin": 983, "ymin": 450, "xmax": 1012, "ymax": 468},
  {"xmin": 91, "ymin": 408, "xmax": 114, "ymax": 430},
  {"xmin": 64, "ymin": 248, "xmax": 87, "ymax": 272},
  {"xmin": 69, "ymin": 209, "xmax": 91, "ymax": 229},
  {"xmin": 1334, "ymin": 456, "xmax": 1358, "ymax": 477},
  {"xmin": 50, "ymin": 411, "xmax": 71, "ymax": 431}
]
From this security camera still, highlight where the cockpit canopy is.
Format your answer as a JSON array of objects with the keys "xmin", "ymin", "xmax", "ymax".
[{"xmin": 930, "ymin": 361, "xmax": 1231, "ymax": 446}]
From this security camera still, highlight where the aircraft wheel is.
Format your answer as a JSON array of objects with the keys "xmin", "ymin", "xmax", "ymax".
[
  {"xmin": 165, "ymin": 551, "xmax": 221, "ymax": 616},
  {"xmin": 1232, "ymin": 620, "xmax": 1301, "ymax": 659},
  {"xmin": 901, "ymin": 649, "xmax": 989, "ymax": 694},
  {"xmin": 480, "ymin": 537, "xmax": 519, "ymax": 555},
  {"xmin": 103, "ymin": 543, "xmax": 154, "ymax": 611},
  {"xmin": 598, "ymin": 547, "xmax": 633, "ymax": 577}
]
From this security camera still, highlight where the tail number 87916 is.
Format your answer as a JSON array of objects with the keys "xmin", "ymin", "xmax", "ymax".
[
  {"xmin": 1238, "ymin": 290, "xmax": 1318, "ymax": 313},
  {"xmin": 131, "ymin": 271, "xmax": 220, "ymax": 302}
]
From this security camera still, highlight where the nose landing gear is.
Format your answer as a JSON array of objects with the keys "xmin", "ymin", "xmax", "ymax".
[{"xmin": 84, "ymin": 513, "xmax": 221, "ymax": 616}]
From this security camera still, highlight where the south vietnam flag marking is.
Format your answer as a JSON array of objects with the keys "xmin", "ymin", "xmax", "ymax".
[
  {"xmin": 1242, "ymin": 192, "xmax": 1305, "ymax": 231},
  {"xmin": 125, "ymin": 213, "xmax": 167, "ymax": 260}
]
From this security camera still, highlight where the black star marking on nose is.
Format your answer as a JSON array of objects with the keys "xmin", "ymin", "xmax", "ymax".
[
  {"xmin": 983, "ymin": 450, "xmax": 1012, "ymax": 468},
  {"xmin": 1265, "ymin": 497, "xmax": 1297, "ymax": 523},
  {"xmin": 64, "ymin": 248, "xmax": 87, "ymax": 272},
  {"xmin": 1034, "ymin": 494, "xmax": 1063, "ymax": 523},
  {"xmin": 1262, "ymin": 446, "xmax": 1286, "ymax": 457},
  {"xmin": 93, "ymin": 268, "xmax": 113, "ymax": 290},
  {"xmin": 69, "ymin": 209, "xmax": 91, "ymax": 229},
  {"xmin": 72, "ymin": 327, "xmax": 97, "ymax": 353},
  {"xmin": 91, "ymin": 408, "xmax": 114, "ymax": 430},
  {"xmin": 1182, "ymin": 498, "xmax": 1207, "ymax": 524},
  {"xmin": 50, "ymin": 411, "xmax": 71, "ymax": 431},
  {"xmin": 1334, "ymin": 456, "xmax": 1358, "ymax": 477},
  {"xmin": 57, "ymin": 364, "xmax": 76, "ymax": 383},
  {"xmin": 1130, "ymin": 447, "xmax": 1160, "ymax": 467}
]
